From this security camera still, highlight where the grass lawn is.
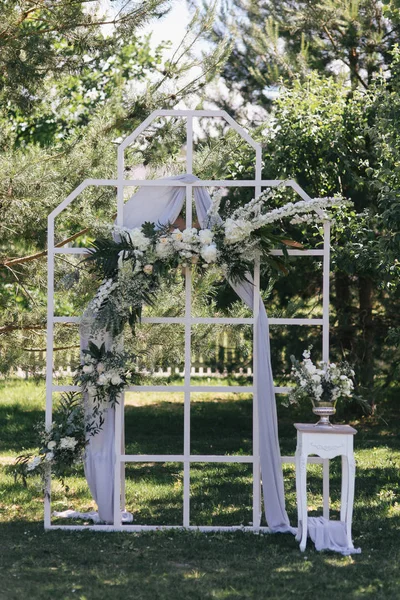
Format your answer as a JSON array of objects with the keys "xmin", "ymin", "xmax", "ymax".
[{"xmin": 0, "ymin": 379, "xmax": 399, "ymax": 599}]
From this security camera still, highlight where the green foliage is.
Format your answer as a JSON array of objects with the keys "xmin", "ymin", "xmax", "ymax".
[
  {"xmin": 9, "ymin": 36, "xmax": 167, "ymax": 147},
  {"xmin": 0, "ymin": 0, "xmax": 170, "ymax": 111},
  {"xmin": 206, "ymin": 0, "xmax": 400, "ymax": 111},
  {"xmin": 0, "ymin": 2, "xmax": 231, "ymax": 374},
  {"xmin": 11, "ymin": 391, "xmax": 93, "ymax": 486}
]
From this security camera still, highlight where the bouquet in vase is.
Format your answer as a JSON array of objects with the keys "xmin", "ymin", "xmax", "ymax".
[{"xmin": 288, "ymin": 349, "xmax": 355, "ymax": 426}]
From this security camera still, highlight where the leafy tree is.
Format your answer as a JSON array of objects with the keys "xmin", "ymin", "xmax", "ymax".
[
  {"xmin": 9, "ymin": 36, "xmax": 167, "ymax": 146},
  {"xmin": 197, "ymin": 70, "xmax": 400, "ymax": 400},
  {"xmin": 199, "ymin": 0, "xmax": 400, "ymax": 114},
  {"xmin": 0, "ymin": 0, "xmax": 170, "ymax": 110},
  {"xmin": 188, "ymin": 0, "xmax": 400, "ymax": 404},
  {"xmin": 0, "ymin": 2, "xmax": 231, "ymax": 374}
]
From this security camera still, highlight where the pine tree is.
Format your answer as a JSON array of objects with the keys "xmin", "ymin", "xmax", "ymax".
[
  {"xmin": 0, "ymin": 2, "xmax": 231, "ymax": 374},
  {"xmin": 208, "ymin": 0, "xmax": 400, "ymax": 111},
  {"xmin": 0, "ymin": 0, "xmax": 170, "ymax": 110}
]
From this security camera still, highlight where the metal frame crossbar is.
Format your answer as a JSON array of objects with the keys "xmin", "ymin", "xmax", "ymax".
[{"xmin": 45, "ymin": 110, "xmax": 331, "ymax": 531}]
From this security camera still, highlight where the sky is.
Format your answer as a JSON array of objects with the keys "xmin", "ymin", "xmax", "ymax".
[
  {"xmin": 100, "ymin": 0, "xmax": 193, "ymax": 55},
  {"xmin": 142, "ymin": 1, "xmax": 192, "ymax": 55}
]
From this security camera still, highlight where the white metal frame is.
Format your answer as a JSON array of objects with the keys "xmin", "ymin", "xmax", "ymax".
[{"xmin": 45, "ymin": 110, "xmax": 331, "ymax": 531}]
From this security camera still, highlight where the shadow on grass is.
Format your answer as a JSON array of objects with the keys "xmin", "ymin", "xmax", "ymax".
[
  {"xmin": 124, "ymin": 399, "xmax": 253, "ymax": 456},
  {"xmin": 0, "ymin": 404, "xmax": 44, "ymax": 453},
  {"xmin": 0, "ymin": 513, "xmax": 399, "ymax": 600}
]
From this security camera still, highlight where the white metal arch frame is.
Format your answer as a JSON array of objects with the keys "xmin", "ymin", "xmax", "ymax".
[{"xmin": 45, "ymin": 109, "xmax": 331, "ymax": 531}]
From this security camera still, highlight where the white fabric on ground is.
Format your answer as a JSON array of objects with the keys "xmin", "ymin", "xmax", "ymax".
[
  {"xmin": 52, "ymin": 509, "xmax": 133, "ymax": 524},
  {"xmin": 307, "ymin": 517, "xmax": 361, "ymax": 554}
]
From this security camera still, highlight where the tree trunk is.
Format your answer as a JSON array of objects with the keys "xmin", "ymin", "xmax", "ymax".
[
  {"xmin": 333, "ymin": 271, "xmax": 354, "ymax": 357},
  {"xmin": 358, "ymin": 276, "xmax": 375, "ymax": 395}
]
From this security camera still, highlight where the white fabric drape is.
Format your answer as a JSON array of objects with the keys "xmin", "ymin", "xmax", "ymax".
[
  {"xmin": 307, "ymin": 517, "xmax": 361, "ymax": 554},
  {"xmin": 80, "ymin": 174, "xmax": 292, "ymax": 532}
]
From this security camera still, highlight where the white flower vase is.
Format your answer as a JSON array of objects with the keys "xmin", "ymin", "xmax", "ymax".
[{"xmin": 312, "ymin": 398, "xmax": 337, "ymax": 426}]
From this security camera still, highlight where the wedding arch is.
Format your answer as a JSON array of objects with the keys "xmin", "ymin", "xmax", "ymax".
[{"xmin": 45, "ymin": 109, "xmax": 331, "ymax": 532}]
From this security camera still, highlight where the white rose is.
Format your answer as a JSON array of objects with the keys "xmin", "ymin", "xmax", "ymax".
[
  {"xmin": 143, "ymin": 264, "xmax": 153, "ymax": 275},
  {"xmin": 96, "ymin": 362, "xmax": 105, "ymax": 374},
  {"xmin": 111, "ymin": 375, "xmax": 123, "ymax": 386},
  {"xmin": 156, "ymin": 241, "xmax": 173, "ymax": 259},
  {"xmin": 182, "ymin": 228, "xmax": 198, "ymax": 243},
  {"xmin": 171, "ymin": 228, "xmax": 183, "ymax": 242},
  {"xmin": 173, "ymin": 240, "xmax": 185, "ymax": 251},
  {"xmin": 224, "ymin": 218, "xmax": 253, "ymax": 244},
  {"xmin": 129, "ymin": 228, "xmax": 150, "ymax": 251},
  {"xmin": 48, "ymin": 441, "xmax": 56, "ymax": 450},
  {"xmin": 200, "ymin": 243, "xmax": 217, "ymax": 264},
  {"xmin": 199, "ymin": 229, "xmax": 213, "ymax": 245},
  {"xmin": 97, "ymin": 374, "xmax": 108, "ymax": 386},
  {"xmin": 59, "ymin": 436, "xmax": 77, "ymax": 450},
  {"xmin": 82, "ymin": 365, "xmax": 94, "ymax": 374}
]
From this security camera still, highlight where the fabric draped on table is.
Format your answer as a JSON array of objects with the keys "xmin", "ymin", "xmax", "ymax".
[{"xmin": 79, "ymin": 174, "xmax": 293, "ymax": 533}]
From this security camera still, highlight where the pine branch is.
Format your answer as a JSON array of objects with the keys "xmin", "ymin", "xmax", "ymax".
[
  {"xmin": 0, "ymin": 324, "xmax": 46, "ymax": 334},
  {"xmin": 23, "ymin": 345, "xmax": 80, "ymax": 352},
  {"xmin": 321, "ymin": 23, "xmax": 368, "ymax": 90},
  {"xmin": 0, "ymin": 322, "xmax": 76, "ymax": 334},
  {"xmin": 0, "ymin": 227, "xmax": 90, "ymax": 268}
]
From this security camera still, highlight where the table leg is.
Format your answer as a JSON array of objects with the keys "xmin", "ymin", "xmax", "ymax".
[
  {"xmin": 299, "ymin": 454, "xmax": 308, "ymax": 552},
  {"xmin": 295, "ymin": 449, "xmax": 302, "ymax": 542},
  {"xmin": 322, "ymin": 458, "xmax": 330, "ymax": 520},
  {"xmin": 345, "ymin": 455, "xmax": 356, "ymax": 549},
  {"xmin": 340, "ymin": 455, "xmax": 348, "ymax": 522}
]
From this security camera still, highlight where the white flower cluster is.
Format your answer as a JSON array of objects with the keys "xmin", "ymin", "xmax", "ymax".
[
  {"xmin": 59, "ymin": 436, "xmax": 78, "ymax": 450},
  {"xmin": 289, "ymin": 198, "xmax": 352, "ymax": 225},
  {"xmin": 92, "ymin": 278, "xmax": 118, "ymax": 312},
  {"xmin": 129, "ymin": 228, "xmax": 151, "ymax": 252},
  {"xmin": 114, "ymin": 226, "xmax": 154, "ymax": 276},
  {"xmin": 207, "ymin": 189, "xmax": 224, "ymax": 222},
  {"xmin": 155, "ymin": 227, "xmax": 218, "ymax": 265},
  {"xmin": 97, "ymin": 370, "xmax": 123, "ymax": 387},
  {"xmin": 225, "ymin": 191, "xmax": 349, "ymax": 244},
  {"xmin": 323, "ymin": 360, "xmax": 355, "ymax": 400},
  {"xmin": 224, "ymin": 218, "xmax": 254, "ymax": 245},
  {"xmin": 290, "ymin": 348, "xmax": 355, "ymax": 404},
  {"xmin": 26, "ymin": 435, "xmax": 79, "ymax": 474},
  {"xmin": 81, "ymin": 355, "xmax": 125, "ymax": 395}
]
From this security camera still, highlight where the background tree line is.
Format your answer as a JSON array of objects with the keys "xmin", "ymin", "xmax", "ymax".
[{"xmin": 1, "ymin": 0, "xmax": 399, "ymax": 409}]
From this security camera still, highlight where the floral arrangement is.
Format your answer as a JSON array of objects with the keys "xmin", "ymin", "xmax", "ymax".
[
  {"xmin": 84, "ymin": 188, "xmax": 346, "ymax": 340},
  {"xmin": 288, "ymin": 349, "xmax": 355, "ymax": 407},
  {"xmin": 13, "ymin": 393, "xmax": 102, "ymax": 486},
  {"xmin": 76, "ymin": 341, "xmax": 133, "ymax": 406}
]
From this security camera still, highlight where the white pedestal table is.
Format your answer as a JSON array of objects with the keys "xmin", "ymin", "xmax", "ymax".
[{"xmin": 294, "ymin": 423, "xmax": 357, "ymax": 552}]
